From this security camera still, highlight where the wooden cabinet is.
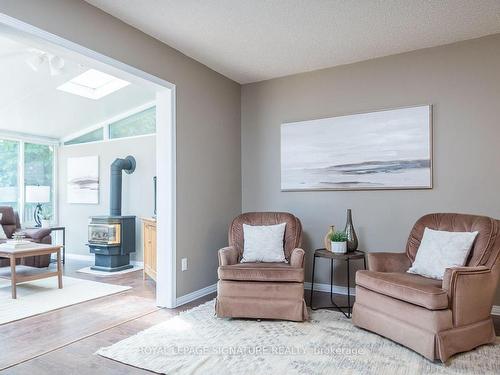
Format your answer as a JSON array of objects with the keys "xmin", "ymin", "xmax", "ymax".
[{"xmin": 142, "ymin": 218, "xmax": 157, "ymax": 282}]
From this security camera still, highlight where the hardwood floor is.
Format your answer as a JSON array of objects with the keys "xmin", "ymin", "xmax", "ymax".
[
  {"xmin": 0, "ymin": 259, "xmax": 210, "ymax": 374},
  {"xmin": 1, "ymin": 261, "xmax": 499, "ymax": 374}
]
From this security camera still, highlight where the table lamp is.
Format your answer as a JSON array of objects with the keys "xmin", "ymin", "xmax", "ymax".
[{"xmin": 25, "ymin": 185, "xmax": 51, "ymax": 227}]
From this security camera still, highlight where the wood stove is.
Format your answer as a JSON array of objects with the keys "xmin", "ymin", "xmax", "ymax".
[
  {"xmin": 88, "ymin": 222, "xmax": 121, "ymax": 245},
  {"xmin": 88, "ymin": 215, "xmax": 135, "ymax": 272},
  {"xmin": 87, "ymin": 156, "xmax": 137, "ymax": 272}
]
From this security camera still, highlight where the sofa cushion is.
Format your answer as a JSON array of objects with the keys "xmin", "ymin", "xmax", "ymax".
[
  {"xmin": 406, "ymin": 213, "xmax": 498, "ymax": 267},
  {"xmin": 218, "ymin": 262, "xmax": 304, "ymax": 282},
  {"xmin": 241, "ymin": 223, "xmax": 287, "ymax": 263},
  {"xmin": 229, "ymin": 212, "xmax": 302, "ymax": 261},
  {"xmin": 17, "ymin": 228, "xmax": 51, "ymax": 241},
  {"xmin": 408, "ymin": 228, "xmax": 478, "ymax": 280},
  {"xmin": 0, "ymin": 214, "xmax": 7, "ymax": 240},
  {"xmin": 0, "ymin": 206, "xmax": 16, "ymax": 225},
  {"xmin": 356, "ymin": 270, "xmax": 448, "ymax": 310}
]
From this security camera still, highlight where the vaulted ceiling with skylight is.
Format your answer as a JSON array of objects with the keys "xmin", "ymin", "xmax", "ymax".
[{"xmin": 0, "ymin": 27, "xmax": 155, "ymax": 140}]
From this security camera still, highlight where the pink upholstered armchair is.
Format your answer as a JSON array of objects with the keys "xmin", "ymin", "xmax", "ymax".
[
  {"xmin": 353, "ymin": 213, "xmax": 500, "ymax": 362},
  {"xmin": 216, "ymin": 212, "xmax": 308, "ymax": 321}
]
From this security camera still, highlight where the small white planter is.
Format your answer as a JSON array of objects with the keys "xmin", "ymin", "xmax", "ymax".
[
  {"xmin": 41, "ymin": 220, "xmax": 51, "ymax": 228},
  {"xmin": 331, "ymin": 241, "xmax": 347, "ymax": 254}
]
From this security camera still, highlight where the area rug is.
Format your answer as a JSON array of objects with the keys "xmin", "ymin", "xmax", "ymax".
[
  {"xmin": 97, "ymin": 300, "xmax": 500, "ymax": 375},
  {"xmin": 0, "ymin": 275, "xmax": 131, "ymax": 325},
  {"xmin": 77, "ymin": 265, "xmax": 143, "ymax": 276}
]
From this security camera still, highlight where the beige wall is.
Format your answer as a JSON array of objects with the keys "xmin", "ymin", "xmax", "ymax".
[
  {"xmin": 58, "ymin": 136, "xmax": 156, "ymax": 262},
  {"xmin": 241, "ymin": 34, "xmax": 500, "ymax": 304},
  {"xmin": 2, "ymin": 0, "xmax": 498, "ymax": 305},
  {"xmin": 0, "ymin": 0, "xmax": 241, "ymax": 297}
]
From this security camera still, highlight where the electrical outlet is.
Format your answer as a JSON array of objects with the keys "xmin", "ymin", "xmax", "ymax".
[{"xmin": 181, "ymin": 258, "xmax": 188, "ymax": 271}]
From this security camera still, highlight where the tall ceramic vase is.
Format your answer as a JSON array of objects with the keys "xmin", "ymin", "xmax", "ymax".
[
  {"xmin": 344, "ymin": 209, "xmax": 358, "ymax": 252},
  {"xmin": 324, "ymin": 225, "xmax": 335, "ymax": 251}
]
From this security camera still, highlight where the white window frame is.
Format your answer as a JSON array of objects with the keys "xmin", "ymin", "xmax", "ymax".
[
  {"xmin": 0, "ymin": 131, "xmax": 59, "ymax": 226},
  {"xmin": 61, "ymin": 101, "xmax": 156, "ymax": 147}
]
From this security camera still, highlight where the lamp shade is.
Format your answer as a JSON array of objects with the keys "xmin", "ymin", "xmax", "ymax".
[{"xmin": 25, "ymin": 185, "xmax": 51, "ymax": 203}]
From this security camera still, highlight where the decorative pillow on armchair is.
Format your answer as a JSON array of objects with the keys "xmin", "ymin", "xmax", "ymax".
[
  {"xmin": 407, "ymin": 227, "xmax": 478, "ymax": 280},
  {"xmin": 0, "ymin": 213, "xmax": 7, "ymax": 240},
  {"xmin": 241, "ymin": 223, "xmax": 287, "ymax": 263}
]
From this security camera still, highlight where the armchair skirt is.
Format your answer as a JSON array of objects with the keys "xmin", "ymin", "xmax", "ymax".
[{"xmin": 216, "ymin": 280, "xmax": 308, "ymax": 321}]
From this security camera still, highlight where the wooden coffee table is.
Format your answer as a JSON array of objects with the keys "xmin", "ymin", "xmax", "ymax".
[{"xmin": 0, "ymin": 243, "xmax": 63, "ymax": 299}]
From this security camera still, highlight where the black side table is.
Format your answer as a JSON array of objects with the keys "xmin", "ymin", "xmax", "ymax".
[
  {"xmin": 50, "ymin": 226, "xmax": 66, "ymax": 264},
  {"xmin": 26, "ymin": 226, "xmax": 66, "ymax": 264},
  {"xmin": 310, "ymin": 249, "xmax": 366, "ymax": 318}
]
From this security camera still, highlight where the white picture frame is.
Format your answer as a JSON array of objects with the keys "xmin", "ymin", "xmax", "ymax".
[
  {"xmin": 67, "ymin": 156, "xmax": 99, "ymax": 203},
  {"xmin": 281, "ymin": 105, "xmax": 433, "ymax": 191}
]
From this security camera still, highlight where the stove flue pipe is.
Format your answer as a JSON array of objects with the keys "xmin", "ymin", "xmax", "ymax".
[{"xmin": 110, "ymin": 155, "xmax": 136, "ymax": 216}]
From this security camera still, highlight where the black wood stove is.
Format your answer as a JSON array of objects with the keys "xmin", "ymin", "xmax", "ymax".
[{"xmin": 87, "ymin": 156, "xmax": 136, "ymax": 272}]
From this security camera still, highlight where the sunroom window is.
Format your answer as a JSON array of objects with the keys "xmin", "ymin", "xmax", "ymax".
[
  {"xmin": 64, "ymin": 127, "xmax": 104, "ymax": 145},
  {"xmin": 109, "ymin": 106, "xmax": 156, "ymax": 139}
]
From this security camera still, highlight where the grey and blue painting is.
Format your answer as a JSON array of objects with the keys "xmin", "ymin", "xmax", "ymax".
[{"xmin": 281, "ymin": 106, "xmax": 431, "ymax": 190}]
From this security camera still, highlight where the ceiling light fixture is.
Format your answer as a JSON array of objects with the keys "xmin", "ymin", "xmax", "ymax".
[
  {"xmin": 26, "ymin": 49, "xmax": 65, "ymax": 76},
  {"xmin": 49, "ymin": 55, "xmax": 65, "ymax": 76},
  {"xmin": 57, "ymin": 69, "xmax": 130, "ymax": 99},
  {"xmin": 26, "ymin": 51, "xmax": 46, "ymax": 72}
]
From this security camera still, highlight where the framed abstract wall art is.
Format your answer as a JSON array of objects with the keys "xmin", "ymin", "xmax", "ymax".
[
  {"xmin": 67, "ymin": 156, "xmax": 99, "ymax": 203},
  {"xmin": 281, "ymin": 105, "xmax": 432, "ymax": 191}
]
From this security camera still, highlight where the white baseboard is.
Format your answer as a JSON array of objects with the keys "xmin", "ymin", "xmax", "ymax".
[
  {"xmin": 175, "ymin": 283, "xmax": 217, "ymax": 307},
  {"xmin": 65, "ymin": 253, "xmax": 144, "ymax": 267},
  {"xmin": 491, "ymin": 305, "xmax": 500, "ymax": 316},
  {"xmin": 304, "ymin": 282, "xmax": 356, "ymax": 296},
  {"xmin": 65, "ymin": 253, "xmax": 93, "ymax": 262}
]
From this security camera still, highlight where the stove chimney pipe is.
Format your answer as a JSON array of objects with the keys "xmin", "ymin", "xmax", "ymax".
[{"xmin": 110, "ymin": 155, "xmax": 136, "ymax": 216}]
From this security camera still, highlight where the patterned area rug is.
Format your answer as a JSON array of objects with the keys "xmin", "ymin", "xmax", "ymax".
[{"xmin": 97, "ymin": 300, "xmax": 500, "ymax": 374}]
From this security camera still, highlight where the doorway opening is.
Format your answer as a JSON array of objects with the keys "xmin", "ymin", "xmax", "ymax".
[{"xmin": 0, "ymin": 15, "xmax": 176, "ymax": 312}]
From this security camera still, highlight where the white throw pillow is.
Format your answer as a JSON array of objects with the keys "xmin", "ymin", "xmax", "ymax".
[
  {"xmin": 0, "ymin": 213, "xmax": 7, "ymax": 240},
  {"xmin": 407, "ymin": 227, "xmax": 478, "ymax": 280},
  {"xmin": 241, "ymin": 223, "xmax": 287, "ymax": 263}
]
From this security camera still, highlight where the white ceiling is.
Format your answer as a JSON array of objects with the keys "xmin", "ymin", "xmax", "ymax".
[
  {"xmin": 0, "ymin": 31, "xmax": 155, "ymax": 139},
  {"xmin": 85, "ymin": 0, "xmax": 500, "ymax": 84}
]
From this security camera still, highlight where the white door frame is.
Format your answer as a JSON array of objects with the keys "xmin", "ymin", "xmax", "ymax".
[{"xmin": 0, "ymin": 13, "xmax": 177, "ymax": 308}]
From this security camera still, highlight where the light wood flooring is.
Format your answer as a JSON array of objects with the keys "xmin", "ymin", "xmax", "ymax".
[{"xmin": 0, "ymin": 260, "xmax": 499, "ymax": 374}]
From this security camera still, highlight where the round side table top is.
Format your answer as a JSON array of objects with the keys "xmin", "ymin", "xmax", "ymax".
[{"xmin": 313, "ymin": 248, "xmax": 365, "ymax": 260}]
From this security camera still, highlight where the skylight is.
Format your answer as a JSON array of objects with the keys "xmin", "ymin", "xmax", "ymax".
[{"xmin": 57, "ymin": 69, "xmax": 130, "ymax": 99}]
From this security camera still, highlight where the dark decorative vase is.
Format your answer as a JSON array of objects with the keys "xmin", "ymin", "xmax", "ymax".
[{"xmin": 344, "ymin": 209, "xmax": 358, "ymax": 252}]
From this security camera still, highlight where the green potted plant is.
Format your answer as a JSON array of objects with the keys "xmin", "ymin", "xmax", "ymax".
[
  {"xmin": 329, "ymin": 230, "xmax": 348, "ymax": 254},
  {"xmin": 41, "ymin": 212, "xmax": 52, "ymax": 228}
]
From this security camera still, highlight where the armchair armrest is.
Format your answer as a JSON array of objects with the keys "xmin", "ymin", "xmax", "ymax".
[
  {"xmin": 290, "ymin": 248, "xmax": 305, "ymax": 268},
  {"xmin": 218, "ymin": 246, "xmax": 239, "ymax": 266},
  {"xmin": 17, "ymin": 228, "xmax": 51, "ymax": 241},
  {"xmin": 442, "ymin": 266, "xmax": 495, "ymax": 326},
  {"xmin": 367, "ymin": 252, "xmax": 411, "ymax": 272}
]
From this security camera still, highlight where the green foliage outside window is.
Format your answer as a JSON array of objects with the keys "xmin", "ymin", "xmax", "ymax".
[
  {"xmin": 109, "ymin": 106, "xmax": 156, "ymax": 139},
  {"xmin": 0, "ymin": 140, "xmax": 19, "ymax": 210},
  {"xmin": 64, "ymin": 127, "xmax": 103, "ymax": 145},
  {"xmin": 0, "ymin": 139, "xmax": 54, "ymax": 222},
  {"xmin": 24, "ymin": 143, "xmax": 54, "ymax": 222}
]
